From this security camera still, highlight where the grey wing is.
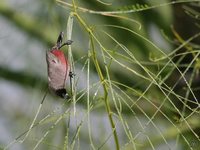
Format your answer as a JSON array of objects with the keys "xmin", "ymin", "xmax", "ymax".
[
  {"xmin": 46, "ymin": 51, "xmax": 59, "ymax": 64},
  {"xmin": 46, "ymin": 52, "xmax": 66, "ymax": 90},
  {"xmin": 46, "ymin": 51, "xmax": 66, "ymax": 90}
]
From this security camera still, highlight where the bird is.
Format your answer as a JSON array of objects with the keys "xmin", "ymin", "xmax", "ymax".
[{"xmin": 46, "ymin": 32, "xmax": 73, "ymax": 99}]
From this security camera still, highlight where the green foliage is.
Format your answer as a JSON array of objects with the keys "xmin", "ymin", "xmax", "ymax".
[{"xmin": 0, "ymin": 0, "xmax": 200, "ymax": 150}]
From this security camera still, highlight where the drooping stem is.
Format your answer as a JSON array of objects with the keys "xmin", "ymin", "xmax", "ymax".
[{"xmin": 73, "ymin": 11, "xmax": 120, "ymax": 150}]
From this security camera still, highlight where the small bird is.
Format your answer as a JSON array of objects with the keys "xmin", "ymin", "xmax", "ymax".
[{"xmin": 46, "ymin": 32, "xmax": 73, "ymax": 99}]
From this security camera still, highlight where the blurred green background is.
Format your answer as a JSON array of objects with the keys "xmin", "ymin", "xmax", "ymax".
[{"xmin": 0, "ymin": 0, "xmax": 200, "ymax": 150}]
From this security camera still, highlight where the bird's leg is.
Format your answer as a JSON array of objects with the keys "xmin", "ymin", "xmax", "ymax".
[
  {"xmin": 59, "ymin": 40, "xmax": 73, "ymax": 49},
  {"xmin": 69, "ymin": 71, "xmax": 75, "ymax": 78}
]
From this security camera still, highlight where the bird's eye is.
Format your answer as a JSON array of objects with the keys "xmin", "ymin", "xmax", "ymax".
[
  {"xmin": 62, "ymin": 93, "xmax": 70, "ymax": 99},
  {"xmin": 55, "ymin": 89, "xmax": 70, "ymax": 99}
]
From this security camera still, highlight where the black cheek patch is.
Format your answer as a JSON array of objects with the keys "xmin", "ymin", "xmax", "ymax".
[{"xmin": 55, "ymin": 89, "xmax": 70, "ymax": 99}]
